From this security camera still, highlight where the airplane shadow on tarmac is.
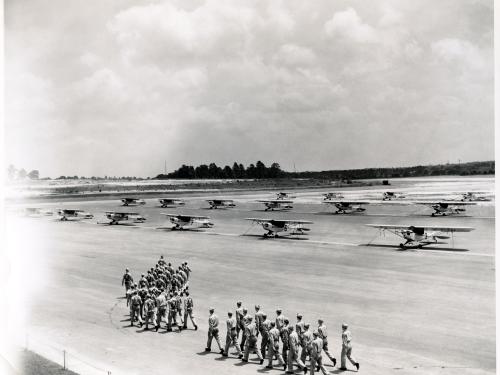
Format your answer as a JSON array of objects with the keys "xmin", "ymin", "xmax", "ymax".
[
  {"xmin": 155, "ymin": 227, "xmax": 207, "ymax": 232},
  {"xmin": 363, "ymin": 243, "xmax": 469, "ymax": 252},
  {"xmin": 241, "ymin": 234, "xmax": 310, "ymax": 241}
]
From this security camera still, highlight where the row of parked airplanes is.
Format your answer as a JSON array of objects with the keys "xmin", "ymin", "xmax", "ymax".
[
  {"xmin": 22, "ymin": 191, "xmax": 491, "ymax": 250},
  {"xmin": 127, "ymin": 190, "xmax": 489, "ymax": 216}
]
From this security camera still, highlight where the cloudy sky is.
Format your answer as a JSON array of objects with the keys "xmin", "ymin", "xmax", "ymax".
[{"xmin": 5, "ymin": 0, "xmax": 493, "ymax": 177}]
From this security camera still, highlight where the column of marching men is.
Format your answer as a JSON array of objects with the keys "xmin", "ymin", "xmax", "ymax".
[
  {"xmin": 121, "ymin": 255, "xmax": 198, "ymax": 332},
  {"xmin": 206, "ymin": 303, "xmax": 360, "ymax": 374},
  {"xmin": 121, "ymin": 261, "xmax": 360, "ymax": 373}
]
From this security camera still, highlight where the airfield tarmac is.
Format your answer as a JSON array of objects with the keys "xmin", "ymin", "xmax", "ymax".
[{"xmin": 5, "ymin": 177, "xmax": 495, "ymax": 375}]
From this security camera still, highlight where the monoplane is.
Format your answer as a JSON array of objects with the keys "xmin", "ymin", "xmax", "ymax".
[
  {"xmin": 105, "ymin": 211, "xmax": 146, "ymax": 225},
  {"xmin": 245, "ymin": 218, "xmax": 312, "ymax": 237},
  {"xmin": 257, "ymin": 199, "xmax": 293, "ymax": 211},
  {"xmin": 323, "ymin": 200, "xmax": 370, "ymax": 214},
  {"xmin": 206, "ymin": 199, "xmax": 236, "ymax": 209},
  {"xmin": 121, "ymin": 198, "xmax": 146, "ymax": 206},
  {"xmin": 57, "ymin": 209, "xmax": 94, "ymax": 221},
  {"xmin": 382, "ymin": 192, "xmax": 406, "ymax": 201},
  {"xmin": 162, "ymin": 214, "xmax": 214, "ymax": 230},
  {"xmin": 159, "ymin": 198, "xmax": 186, "ymax": 208},
  {"xmin": 414, "ymin": 201, "xmax": 476, "ymax": 216},
  {"xmin": 323, "ymin": 192, "xmax": 345, "ymax": 200},
  {"xmin": 366, "ymin": 224, "xmax": 474, "ymax": 249}
]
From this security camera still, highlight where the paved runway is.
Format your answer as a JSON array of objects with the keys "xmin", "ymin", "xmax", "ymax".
[{"xmin": 5, "ymin": 181, "xmax": 495, "ymax": 375}]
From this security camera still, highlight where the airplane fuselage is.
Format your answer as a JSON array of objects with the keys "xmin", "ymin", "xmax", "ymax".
[
  {"xmin": 159, "ymin": 199, "xmax": 185, "ymax": 208},
  {"xmin": 264, "ymin": 202, "xmax": 293, "ymax": 211},
  {"xmin": 121, "ymin": 199, "xmax": 146, "ymax": 206},
  {"xmin": 261, "ymin": 221, "xmax": 310, "ymax": 237},
  {"xmin": 58, "ymin": 210, "xmax": 94, "ymax": 221},
  {"xmin": 333, "ymin": 203, "xmax": 366, "ymax": 214},
  {"xmin": 208, "ymin": 201, "xmax": 235, "ymax": 209},
  {"xmin": 169, "ymin": 216, "xmax": 214, "ymax": 230},
  {"xmin": 431, "ymin": 203, "xmax": 466, "ymax": 216},
  {"xmin": 106, "ymin": 213, "xmax": 146, "ymax": 225}
]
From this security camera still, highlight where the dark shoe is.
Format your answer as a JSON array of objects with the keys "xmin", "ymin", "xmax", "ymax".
[
  {"xmin": 316, "ymin": 366, "xmax": 320, "ymax": 372},
  {"xmin": 265, "ymin": 365, "xmax": 273, "ymax": 369},
  {"xmin": 238, "ymin": 354, "xmax": 243, "ymax": 359},
  {"xmin": 339, "ymin": 368, "xmax": 347, "ymax": 371},
  {"xmin": 260, "ymin": 359, "xmax": 264, "ymax": 365},
  {"xmin": 222, "ymin": 353, "xmax": 228, "ymax": 357},
  {"xmin": 195, "ymin": 325, "xmax": 198, "ymax": 330},
  {"xmin": 355, "ymin": 363, "xmax": 360, "ymax": 371},
  {"xmin": 155, "ymin": 325, "xmax": 159, "ymax": 332},
  {"xmin": 283, "ymin": 364, "xmax": 287, "ymax": 371},
  {"xmin": 242, "ymin": 359, "xmax": 248, "ymax": 363},
  {"xmin": 286, "ymin": 372, "xmax": 295, "ymax": 374},
  {"xmin": 303, "ymin": 367, "xmax": 307, "ymax": 375},
  {"xmin": 332, "ymin": 358, "xmax": 337, "ymax": 367},
  {"xmin": 183, "ymin": 325, "xmax": 187, "ymax": 329},
  {"xmin": 220, "ymin": 349, "xmax": 224, "ymax": 355},
  {"xmin": 205, "ymin": 348, "xmax": 211, "ymax": 352},
  {"xmin": 167, "ymin": 328, "xmax": 172, "ymax": 332}
]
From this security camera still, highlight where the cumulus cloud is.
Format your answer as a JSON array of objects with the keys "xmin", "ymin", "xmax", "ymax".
[{"xmin": 324, "ymin": 8, "xmax": 378, "ymax": 43}]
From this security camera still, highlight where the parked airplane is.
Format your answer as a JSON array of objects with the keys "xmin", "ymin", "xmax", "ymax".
[
  {"xmin": 162, "ymin": 214, "xmax": 214, "ymax": 230},
  {"xmin": 382, "ymin": 192, "xmax": 406, "ymax": 201},
  {"xmin": 121, "ymin": 198, "xmax": 146, "ymax": 206},
  {"xmin": 159, "ymin": 198, "xmax": 186, "ymax": 208},
  {"xmin": 323, "ymin": 192, "xmax": 345, "ymax": 200},
  {"xmin": 323, "ymin": 200, "xmax": 370, "ymax": 214},
  {"xmin": 24, "ymin": 207, "xmax": 53, "ymax": 216},
  {"xmin": 257, "ymin": 199, "xmax": 293, "ymax": 211},
  {"xmin": 105, "ymin": 212, "xmax": 146, "ymax": 225},
  {"xmin": 57, "ymin": 209, "xmax": 94, "ymax": 221},
  {"xmin": 460, "ymin": 192, "xmax": 492, "ymax": 202},
  {"xmin": 366, "ymin": 224, "xmax": 474, "ymax": 249},
  {"xmin": 245, "ymin": 218, "xmax": 313, "ymax": 237},
  {"xmin": 275, "ymin": 192, "xmax": 296, "ymax": 200},
  {"xmin": 207, "ymin": 199, "xmax": 236, "ymax": 209},
  {"xmin": 415, "ymin": 201, "xmax": 476, "ymax": 216}
]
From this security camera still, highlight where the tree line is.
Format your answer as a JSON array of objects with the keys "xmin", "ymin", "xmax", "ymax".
[
  {"xmin": 155, "ymin": 161, "xmax": 284, "ymax": 179},
  {"xmin": 155, "ymin": 160, "xmax": 494, "ymax": 180}
]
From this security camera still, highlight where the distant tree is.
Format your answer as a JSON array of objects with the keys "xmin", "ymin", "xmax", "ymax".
[
  {"xmin": 222, "ymin": 165, "xmax": 233, "ymax": 178},
  {"xmin": 208, "ymin": 163, "xmax": 221, "ymax": 178},
  {"xmin": 195, "ymin": 164, "xmax": 209, "ymax": 179},
  {"xmin": 246, "ymin": 164, "xmax": 256, "ymax": 178},
  {"xmin": 255, "ymin": 161, "xmax": 267, "ymax": 179},
  {"xmin": 7, "ymin": 165, "xmax": 17, "ymax": 180},
  {"xmin": 268, "ymin": 162, "xmax": 282, "ymax": 178},
  {"xmin": 232, "ymin": 162, "xmax": 241, "ymax": 178},
  {"xmin": 28, "ymin": 170, "xmax": 40, "ymax": 179},
  {"xmin": 17, "ymin": 168, "xmax": 27, "ymax": 179}
]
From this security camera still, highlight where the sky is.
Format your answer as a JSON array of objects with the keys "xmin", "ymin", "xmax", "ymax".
[{"xmin": 4, "ymin": 0, "xmax": 494, "ymax": 178}]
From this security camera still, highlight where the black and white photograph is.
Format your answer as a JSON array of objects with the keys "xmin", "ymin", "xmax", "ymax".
[{"xmin": 1, "ymin": 1, "xmax": 495, "ymax": 374}]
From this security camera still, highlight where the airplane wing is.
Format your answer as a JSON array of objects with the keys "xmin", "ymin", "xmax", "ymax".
[
  {"xmin": 245, "ymin": 218, "xmax": 312, "ymax": 224},
  {"xmin": 366, "ymin": 224, "xmax": 474, "ymax": 232},
  {"xmin": 162, "ymin": 214, "xmax": 210, "ymax": 219},
  {"xmin": 106, "ymin": 211, "xmax": 140, "ymax": 215},
  {"xmin": 412, "ymin": 201, "xmax": 477, "ymax": 206}
]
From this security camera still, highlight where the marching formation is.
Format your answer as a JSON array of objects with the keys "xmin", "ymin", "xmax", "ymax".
[
  {"xmin": 121, "ymin": 256, "xmax": 197, "ymax": 332},
  {"xmin": 205, "ymin": 303, "xmax": 360, "ymax": 373}
]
